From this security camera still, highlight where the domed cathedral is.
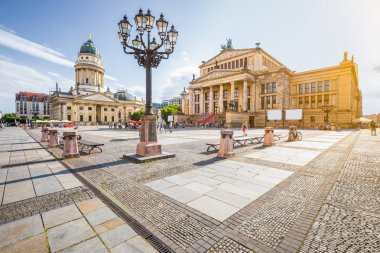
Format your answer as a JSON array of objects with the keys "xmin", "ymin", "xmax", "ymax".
[
  {"xmin": 49, "ymin": 34, "xmax": 144, "ymax": 124},
  {"xmin": 74, "ymin": 34, "xmax": 105, "ymax": 94}
]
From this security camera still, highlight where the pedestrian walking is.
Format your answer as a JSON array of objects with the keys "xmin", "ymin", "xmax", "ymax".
[
  {"xmin": 370, "ymin": 121, "xmax": 377, "ymax": 136},
  {"xmin": 242, "ymin": 122, "xmax": 248, "ymax": 136}
]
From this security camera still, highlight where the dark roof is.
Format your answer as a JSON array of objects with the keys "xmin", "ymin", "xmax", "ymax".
[
  {"xmin": 80, "ymin": 39, "xmax": 98, "ymax": 55},
  {"xmin": 114, "ymin": 90, "xmax": 136, "ymax": 101},
  {"xmin": 16, "ymin": 92, "xmax": 49, "ymax": 102}
]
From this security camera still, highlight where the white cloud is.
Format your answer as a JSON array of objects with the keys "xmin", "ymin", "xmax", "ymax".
[
  {"xmin": 48, "ymin": 71, "xmax": 62, "ymax": 78},
  {"xmin": 104, "ymin": 74, "xmax": 118, "ymax": 81},
  {"xmin": 0, "ymin": 28, "xmax": 74, "ymax": 67},
  {"xmin": 158, "ymin": 64, "xmax": 198, "ymax": 101},
  {"xmin": 0, "ymin": 59, "xmax": 54, "ymax": 112},
  {"xmin": 0, "ymin": 54, "xmax": 12, "ymax": 61}
]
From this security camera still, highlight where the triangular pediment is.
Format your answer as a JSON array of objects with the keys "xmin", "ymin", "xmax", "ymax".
[
  {"xmin": 201, "ymin": 48, "xmax": 256, "ymax": 67},
  {"xmin": 79, "ymin": 93, "xmax": 117, "ymax": 102},
  {"xmin": 194, "ymin": 70, "xmax": 241, "ymax": 83}
]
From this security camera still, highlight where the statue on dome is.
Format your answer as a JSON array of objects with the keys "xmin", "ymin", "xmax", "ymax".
[{"xmin": 220, "ymin": 39, "xmax": 233, "ymax": 50}]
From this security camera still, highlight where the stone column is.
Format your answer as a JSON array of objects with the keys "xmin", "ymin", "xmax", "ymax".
[
  {"xmin": 48, "ymin": 129, "xmax": 59, "ymax": 148},
  {"xmin": 230, "ymin": 81, "xmax": 235, "ymax": 102},
  {"xmin": 219, "ymin": 84, "xmax": 224, "ymax": 113},
  {"xmin": 209, "ymin": 87, "xmax": 214, "ymax": 113},
  {"xmin": 251, "ymin": 80, "xmax": 256, "ymax": 112},
  {"xmin": 200, "ymin": 88, "xmax": 204, "ymax": 114},
  {"xmin": 217, "ymin": 130, "xmax": 235, "ymax": 158},
  {"xmin": 136, "ymin": 115, "xmax": 161, "ymax": 156},
  {"xmin": 41, "ymin": 127, "xmax": 49, "ymax": 142},
  {"xmin": 243, "ymin": 79, "xmax": 248, "ymax": 111},
  {"xmin": 62, "ymin": 131, "xmax": 80, "ymax": 159}
]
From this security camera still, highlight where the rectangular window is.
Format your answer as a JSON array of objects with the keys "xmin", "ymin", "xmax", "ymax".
[
  {"xmin": 232, "ymin": 61, "xmax": 235, "ymax": 69},
  {"xmin": 112, "ymin": 116, "xmax": 114, "ymax": 122},
  {"xmin": 324, "ymin": 94, "xmax": 329, "ymax": 103},
  {"xmin": 221, "ymin": 64, "xmax": 223, "ymax": 69},
  {"xmin": 104, "ymin": 108, "xmax": 108, "ymax": 111},
  {"xmin": 195, "ymin": 94, "xmax": 200, "ymax": 102},
  {"xmin": 228, "ymin": 62, "xmax": 231, "ymax": 69},
  {"xmin": 234, "ymin": 88, "xmax": 238, "ymax": 97},
  {"xmin": 86, "ymin": 78, "xmax": 89, "ymax": 83},
  {"xmin": 247, "ymin": 86, "xmax": 251, "ymax": 96},
  {"xmin": 266, "ymin": 83, "xmax": 271, "ymax": 93},
  {"xmin": 311, "ymin": 96, "xmax": 316, "ymax": 107},
  {"xmin": 88, "ymin": 107, "xmax": 92, "ymax": 111},
  {"xmin": 311, "ymin": 82, "xmax": 316, "ymax": 93},
  {"xmin": 205, "ymin": 102, "xmax": 209, "ymax": 113},
  {"xmin": 67, "ymin": 115, "xmax": 71, "ymax": 121},
  {"xmin": 79, "ymin": 106, "xmax": 84, "ymax": 110},
  {"xmin": 272, "ymin": 95, "xmax": 277, "ymax": 104},
  {"xmin": 261, "ymin": 97, "xmax": 265, "ymax": 109},
  {"xmin": 299, "ymin": 97, "xmax": 303, "ymax": 106},
  {"xmin": 205, "ymin": 93, "xmax": 209, "ymax": 101},
  {"xmin": 111, "ymin": 108, "xmax": 115, "ymax": 112},
  {"xmin": 240, "ymin": 59, "xmax": 243, "ymax": 67},
  {"xmin": 324, "ymin": 80, "xmax": 330, "ymax": 91},
  {"xmin": 272, "ymin": 82, "xmax": 277, "ymax": 93},
  {"xmin": 236, "ymin": 60, "xmax": 239, "ymax": 68},
  {"xmin": 214, "ymin": 91, "xmax": 218, "ymax": 100},
  {"xmin": 305, "ymin": 83, "xmax": 310, "ymax": 93},
  {"xmin": 67, "ymin": 106, "xmax": 72, "ymax": 110},
  {"xmin": 318, "ymin": 95, "xmax": 323, "ymax": 106},
  {"xmin": 89, "ymin": 115, "xmax": 92, "ymax": 122},
  {"xmin": 311, "ymin": 116, "xmax": 315, "ymax": 123},
  {"xmin": 261, "ymin": 84, "xmax": 265, "ymax": 94},
  {"xmin": 266, "ymin": 96, "xmax": 271, "ymax": 105},
  {"xmin": 223, "ymin": 90, "xmax": 228, "ymax": 99},
  {"xmin": 244, "ymin": 58, "xmax": 247, "ymax": 68},
  {"xmin": 299, "ymin": 84, "xmax": 303, "ymax": 94},
  {"xmin": 208, "ymin": 68, "xmax": 210, "ymax": 72},
  {"xmin": 224, "ymin": 63, "xmax": 227, "ymax": 69},
  {"xmin": 80, "ymin": 115, "xmax": 84, "ymax": 121},
  {"xmin": 318, "ymin": 81, "xmax": 323, "ymax": 92},
  {"xmin": 305, "ymin": 96, "xmax": 309, "ymax": 107},
  {"xmin": 195, "ymin": 104, "xmax": 200, "ymax": 113},
  {"xmin": 104, "ymin": 116, "xmax": 108, "ymax": 122}
]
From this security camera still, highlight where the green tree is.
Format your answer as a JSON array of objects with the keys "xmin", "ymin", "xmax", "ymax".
[
  {"xmin": 2, "ymin": 113, "xmax": 23, "ymax": 124},
  {"xmin": 130, "ymin": 109, "xmax": 145, "ymax": 121},
  {"xmin": 161, "ymin": 104, "xmax": 180, "ymax": 122}
]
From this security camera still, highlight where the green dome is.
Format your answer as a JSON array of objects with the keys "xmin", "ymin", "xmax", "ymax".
[{"xmin": 80, "ymin": 39, "xmax": 98, "ymax": 55}]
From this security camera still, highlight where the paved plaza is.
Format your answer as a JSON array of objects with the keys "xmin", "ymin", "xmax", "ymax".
[{"xmin": 0, "ymin": 126, "xmax": 379, "ymax": 252}]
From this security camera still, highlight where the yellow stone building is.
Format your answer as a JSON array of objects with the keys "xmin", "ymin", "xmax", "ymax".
[
  {"xmin": 50, "ymin": 35, "xmax": 144, "ymax": 123},
  {"xmin": 181, "ymin": 45, "xmax": 362, "ymax": 128}
]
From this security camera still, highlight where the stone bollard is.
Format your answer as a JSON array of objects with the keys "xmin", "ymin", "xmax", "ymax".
[
  {"xmin": 41, "ymin": 127, "xmax": 49, "ymax": 142},
  {"xmin": 288, "ymin": 125, "xmax": 297, "ymax": 141},
  {"xmin": 217, "ymin": 130, "xmax": 235, "ymax": 158},
  {"xmin": 48, "ymin": 129, "xmax": 59, "ymax": 148},
  {"xmin": 62, "ymin": 131, "xmax": 80, "ymax": 159},
  {"xmin": 263, "ymin": 127, "xmax": 274, "ymax": 146}
]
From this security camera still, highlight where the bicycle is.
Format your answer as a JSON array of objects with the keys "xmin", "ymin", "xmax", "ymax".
[{"xmin": 289, "ymin": 130, "xmax": 302, "ymax": 141}]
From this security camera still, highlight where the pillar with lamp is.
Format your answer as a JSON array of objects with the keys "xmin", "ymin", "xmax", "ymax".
[{"xmin": 118, "ymin": 9, "xmax": 178, "ymax": 159}]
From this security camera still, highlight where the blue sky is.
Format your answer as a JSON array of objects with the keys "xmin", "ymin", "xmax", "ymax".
[{"xmin": 0, "ymin": 0, "xmax": 379, "ymax": 114}]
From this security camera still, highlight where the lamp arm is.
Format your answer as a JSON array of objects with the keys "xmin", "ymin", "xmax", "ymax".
[
  {"xmin": 153, "ymin": 36, "xmax": 165, "ymax": 51},
  {"xmin": 123, "ymin": 45, "xmax": 144, "ymax": 54},
  {"xmin": 139, "ymin": 33, "xmax": 147, "ymax": 50}
]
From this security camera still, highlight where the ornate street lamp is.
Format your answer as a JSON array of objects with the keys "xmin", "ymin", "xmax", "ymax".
[
  {"xmin": 321, "ymin": 102, "xmax": 334, "ymax": 125},
  {"xmin": 118, "ymin": 9, "xmax": 178, "ymax": 157}
]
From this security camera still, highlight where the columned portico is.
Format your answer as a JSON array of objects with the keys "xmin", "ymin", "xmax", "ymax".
[
  {"xmin": 243, "ymin": 79, "xmax": 248, "ymax": 112},
  {"xmin": 219, "ymin": 84, "xmax": 224, "ymax": 113},
  {"xmin": 199, "ymin": 88, "xmax": 204, "ymax": 114},
  {"xmin": 209, "ymin": 87, "xmax": 214, "ymax": 113}
]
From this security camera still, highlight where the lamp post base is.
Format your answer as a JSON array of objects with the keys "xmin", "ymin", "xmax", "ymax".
[{"xmin": 135, "ymin": 115, "xmax": 162, "ymax": 157}]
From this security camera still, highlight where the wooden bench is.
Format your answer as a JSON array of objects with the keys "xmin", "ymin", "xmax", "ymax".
[
  {"xmin": 206, "ymin": 143, "xmax": 220, "ymax": 152},
  {"xmin": 78, "ymin": 140, "xmax": 104, "ymax": 154}
]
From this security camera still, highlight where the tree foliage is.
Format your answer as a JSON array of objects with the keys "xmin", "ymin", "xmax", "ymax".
[
  {"xmin": 160, "ymin": 104, "xmax": 181, "ymax": 122},
  {"xmin": 130, "ymin": 109, "xmax": 145, "ymax": 121},
  {"xmin": 2, "ymin": 113, "xmax": 23, "ymax": 124}
]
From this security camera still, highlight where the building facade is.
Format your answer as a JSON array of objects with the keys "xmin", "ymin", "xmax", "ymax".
[
  {"xmin": 181, "ymin": 46, "xmax": 362, "ymax": 128},
  {"xmin": 50, "ymin": 35, "xmax": 144, "ymax": 123},
  {"xmin": 15, "ymin": 92, "xmax": 50, "ymax": 120}
]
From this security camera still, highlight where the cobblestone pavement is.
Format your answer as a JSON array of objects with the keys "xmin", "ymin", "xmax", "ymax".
[
  {"xmin": 0, "ymin": 128, "xmax": 157, "ymax": 253},
  {"xmin": 25, "ymin": 126, "xmax": 380, "ymax": 252}
]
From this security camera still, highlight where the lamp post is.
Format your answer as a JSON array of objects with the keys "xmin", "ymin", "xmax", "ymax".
[
  {"xmin": 321, "ymin": 102, "xmax": 334, "ymax": 125},
  {"xmin": 118, "ymin": 9, "xmax": 178, "ymax": 157}
]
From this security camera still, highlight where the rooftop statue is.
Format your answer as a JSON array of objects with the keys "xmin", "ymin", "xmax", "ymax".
[{"xmin": 220, "ymin": 38, "xmax": 233, "ymax": 50}]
